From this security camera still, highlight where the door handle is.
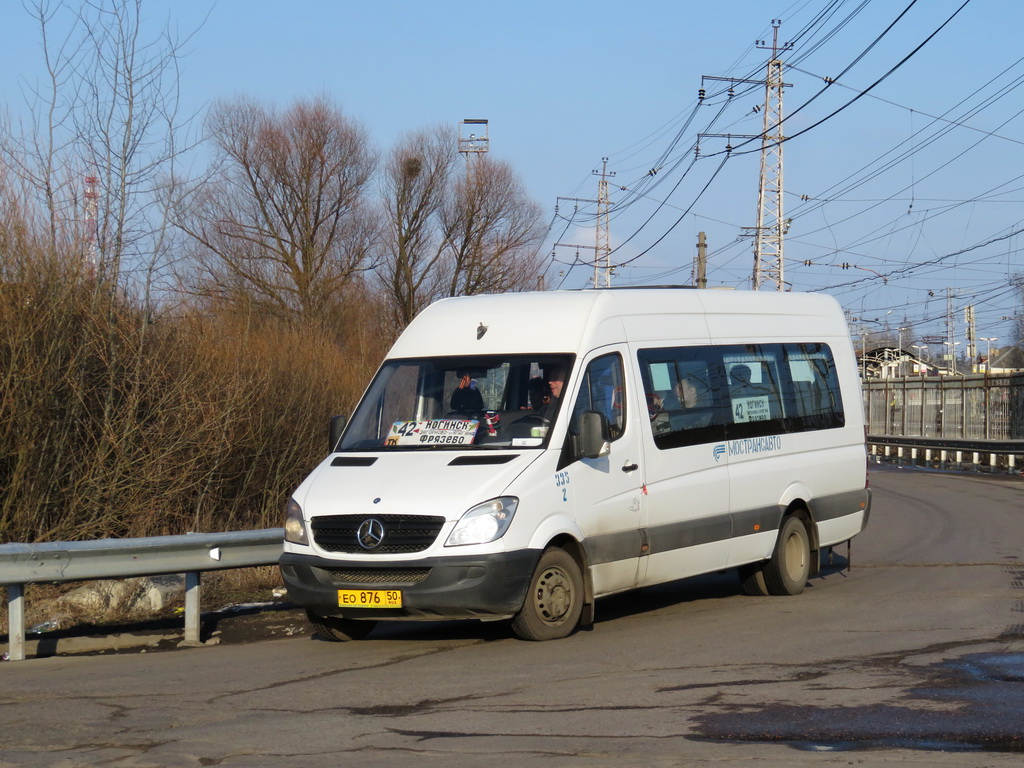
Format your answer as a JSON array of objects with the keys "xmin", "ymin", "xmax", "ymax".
[{"xmin": 622, "ymin": 462, "xmax": 639, "ymax": 472}]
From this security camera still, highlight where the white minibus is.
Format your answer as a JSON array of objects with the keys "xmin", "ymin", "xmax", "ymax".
[{"xmin": 280, "ymin": 288, "xmax": 871, "ymax": 641}]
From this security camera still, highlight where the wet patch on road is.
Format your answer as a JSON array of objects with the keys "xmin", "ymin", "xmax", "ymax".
[{"xmin": 690, "ymin": 649, "xmax": 1024, "ymax": 753}]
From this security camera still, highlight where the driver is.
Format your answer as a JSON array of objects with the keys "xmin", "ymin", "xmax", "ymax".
[
  {"xmin": 526, "ymin": 376, "xmax": 549, "ymax": 411},
  {"xmin": 537, "ymin": 364, "xmax": 565, "ymax": 421}
]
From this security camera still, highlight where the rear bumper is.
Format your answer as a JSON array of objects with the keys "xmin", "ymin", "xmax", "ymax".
[{"xmin": 279, "ymin": 549, "xmax": 539, "ymax": 621}]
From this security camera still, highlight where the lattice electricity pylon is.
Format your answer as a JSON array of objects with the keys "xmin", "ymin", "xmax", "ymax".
[{"xmin": 752, "ymin": 21, "xmax": 792, "ymax": 291}]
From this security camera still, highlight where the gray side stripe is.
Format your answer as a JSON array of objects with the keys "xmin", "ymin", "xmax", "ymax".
[
  {"xmin": 583, "ymin": 488, "xmax": 869, "ymax": 566},
  {"xmin": 810, "ymin": 488, "xmax": 870, "ymax": 522},
  {"xmin": 647, "ymin": 515, "xmax": 732, "ymax": 556},
  {"xmin": 585, "ymin": 528, "xmax": 644, "ymax": 565}
]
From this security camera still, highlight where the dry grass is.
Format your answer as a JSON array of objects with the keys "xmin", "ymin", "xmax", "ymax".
[{"xmin": 1, "ymin": 252, "xmax": 392, "ymax": 543}]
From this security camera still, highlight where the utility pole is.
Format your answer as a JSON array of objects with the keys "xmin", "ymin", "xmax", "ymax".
[
  {"xmin": 695, "ymin": 232, "xmax": 707, "ymax": 288},
  {"xmin": 554, "ymin": 157, "xmax": 616, "ymax": 289},
  {"xmin": 458, "ymin": 119, "xmax": 489, "ymax": 168},
  {"xmin": 699, "ymin": 20, "xmax": 791, "ymax": 291},
  {"xmin": 964, "ymin": 304, "xmax": 977, "ymax": 369},
  {"xmin": 752, "ymin": 21, "xmax": 791, "ymax": 291},
  {"xmin": 945, "ymin": 288, "xmax": 957, "ymax": 372},
  {"xmin": 593, "ymin": 158, "xmax": 614, "ymax": 288}
]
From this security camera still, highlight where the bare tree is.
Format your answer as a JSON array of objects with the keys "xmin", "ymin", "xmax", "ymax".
[
  {"xmin": 378, "ymin": 126, "xmax": 545, "ymax": 327},
  {"xmin": 177, "ymin": 96, "xmax": 379, "ymax": 324},
  {"xmin": 442, "ymin": 156, "xmax": 545, "ymax": 296},
  {"xmin": 379, "ymin": 126, "xmax": 459, "ymax": 326},
  {"xmin": 0, "ymin": 0, "xmax": 200, "ymax": 295},
  {"xmin": 0, "ymin": 2, "xmax": 82, "ymax": 260}
]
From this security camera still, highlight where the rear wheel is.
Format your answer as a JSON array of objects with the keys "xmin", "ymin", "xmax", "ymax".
[
  {"xmin": 763, "ymin": 516, "xmax": 811, "ymax": 596},
  {"xmin": 512, "ymin": 548, "xmax": 583, "ymax": 641},
  {"xmin": 738, "ymin": 562, "xmax": 770, "ymax": 596},
  {"xmin": 306, "ymin": 611, "xmax": 376, "ymax": 641}
]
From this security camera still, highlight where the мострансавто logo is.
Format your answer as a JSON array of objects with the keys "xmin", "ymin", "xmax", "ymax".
[{"xmin": 713, "ymin": 436, "xmax": 782, "ymax": 462}]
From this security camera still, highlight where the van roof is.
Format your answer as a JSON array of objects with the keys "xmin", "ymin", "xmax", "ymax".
[{"xmin": 387, "ymin": 288, "xmax": 848, "ymax": 358}]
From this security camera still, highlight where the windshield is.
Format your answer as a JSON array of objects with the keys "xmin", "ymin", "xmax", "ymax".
[{"xmin": 339, "ymin": 354, "xmax": 575, "ymax": 451}]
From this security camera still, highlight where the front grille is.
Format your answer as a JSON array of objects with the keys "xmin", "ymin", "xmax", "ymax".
[
  {"xmin": 311, "ymin": 514, "xmax": 446, "ymax": 554},
  {"xmin": 324, "ymin": 568, "xmax": 431, "ymax": 585}
]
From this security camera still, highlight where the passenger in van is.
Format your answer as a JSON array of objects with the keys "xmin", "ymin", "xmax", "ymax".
[
  {"xmin": 730, "ymin": 364, "xmax": 754, "ymax": 388},
  {"xmin": 509, "ymin": 368, "xmax": 562, "ymax": 439},
  {"xmin": 450, "ymin": 372, "xmax": 484, "ymax": 412},
  {"xmin": 729, "ymin": 362, "xmax": 777, "ymax": 422},
  {"xmin": 730, "ymin": 363, "xmax": 773, "ymax": 394},
  {"xmin": 670, "ymin": 375, "xmax": 713, "ymax": 430}
]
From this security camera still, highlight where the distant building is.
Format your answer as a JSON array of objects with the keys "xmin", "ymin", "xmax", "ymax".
[
  {"xmin": 856, "ymin": 345, "xmax": 949, "ymax": 378},
  {"xmin": 987, "ymin": 346, "xmax": 1024, "ymax": 374}
]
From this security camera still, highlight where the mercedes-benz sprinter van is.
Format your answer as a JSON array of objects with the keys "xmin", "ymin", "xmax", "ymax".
[{"xmin": 280, "ymin": 288, "xmax": 870, "ymax": 641}]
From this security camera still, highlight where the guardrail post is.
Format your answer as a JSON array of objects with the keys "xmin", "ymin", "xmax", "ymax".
[
  {"xmin": 184, "ymin": 571, "xmax": 201, "ymax": 646},
  {"xmin": 6, "ymin": 584, "xmax": 25, "ymax": 661}
]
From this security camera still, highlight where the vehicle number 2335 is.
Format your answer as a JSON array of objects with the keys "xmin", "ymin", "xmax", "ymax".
[{"xmin": 554, "ymin": 470, "xmax": 570, "ymax": 501}]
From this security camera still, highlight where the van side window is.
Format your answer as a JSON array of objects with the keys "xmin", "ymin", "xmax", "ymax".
[
  {"xmin": 723, "ymin": 354, "xmax": 783, "ymax": 425},
  {"xmin": 638, "ymin": 342, "xmax": 845, "ymax": 449},
  {"xmin": 637, "ymin": 348, "xmax": 728, "ymax": 449},
  {"xmin": 569, "ymin": 353, "xmax": 626, "ymax": 441},
  {"xmin": 781, "ymin": 343, "xmax": 846, "ymax": 431}
]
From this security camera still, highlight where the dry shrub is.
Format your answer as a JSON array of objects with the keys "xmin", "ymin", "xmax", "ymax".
[{"xmin": 1, "ymin": 250, "xmax": 393, "ymax": 543}]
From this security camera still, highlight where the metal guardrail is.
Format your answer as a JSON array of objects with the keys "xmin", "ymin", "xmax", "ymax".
[
  {"xmin": 867, "ymin": 435, "xmax": 1024, "ymax": 473},
  {"xmin": 1, "ymin": 529, "xmax": 283, "ymax": 662}
]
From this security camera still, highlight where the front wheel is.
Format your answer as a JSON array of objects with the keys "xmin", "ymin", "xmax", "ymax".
[
  {"xmin": 763, "ymin": 515, "xmax": 811, "ymax": 596},
  {"xmin": 306, "ymin": 611, "xmax": 376, "ymax": 641},
  {"xmin": 511, "ymin": 548, "xmax": 584, "ymax": 641}
]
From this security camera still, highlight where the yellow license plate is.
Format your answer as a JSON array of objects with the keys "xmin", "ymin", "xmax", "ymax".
[{"xmin": 337, "ymin": 589, "xmax": 403, "ymax": 608}]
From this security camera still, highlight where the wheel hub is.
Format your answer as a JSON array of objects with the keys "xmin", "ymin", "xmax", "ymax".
[{"xmin": 536, "ymin": 568, "xmax": 571, "ymax": 622}]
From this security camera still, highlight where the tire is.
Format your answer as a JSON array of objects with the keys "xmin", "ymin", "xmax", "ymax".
[
  {"xmin": 763, "ymin": 515, "xmax": 811, "ymax": 596},
  {"xmin": 738, "ymin": 562, "xmax": 770, "ymax": 596},
  {"xmin": 306, "ymin": 610, "xmax": 376, "ymax": 642},
  {"xmin": 511, "ymin": 548, "xmax": 584, "ymax": 641}
]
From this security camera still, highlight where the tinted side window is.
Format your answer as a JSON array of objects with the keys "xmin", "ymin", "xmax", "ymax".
[
  {"xmin": 637, "ymin": 342, "xmax": 845, "ymax": 450},
  {"xmin": 721, "ymin": 346, "xmax": 785, "ymax": 439},
  {"xmin": 637, "ymin": 347, "xmax": 728, "ymax": 449},
  {"xmin": 780, "ymin": 343, "xmax": 845, "ymax": 431}
]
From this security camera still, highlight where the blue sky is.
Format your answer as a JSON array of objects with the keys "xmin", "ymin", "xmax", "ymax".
[{"xmin": 2, "ymin": 0, "xmax": 1022, "ymax": 355}]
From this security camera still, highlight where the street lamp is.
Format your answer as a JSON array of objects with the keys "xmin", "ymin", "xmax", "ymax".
[{"xmin": 980, "ymin": 337, "xmax": 998, "ymax": 372}]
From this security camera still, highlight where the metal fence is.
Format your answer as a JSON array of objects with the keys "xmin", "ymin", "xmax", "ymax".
[{"xmin": 863, "ymin": 373, "xmax": 1024, "ymax": 440}]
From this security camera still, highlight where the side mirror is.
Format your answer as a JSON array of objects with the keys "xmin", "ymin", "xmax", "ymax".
[
  {"xmin": 579, "ymin": 410, "xmax": 611, "ymax": 459},
  {"xmin": 328, "ymin": 414, "xmax": 347, "ymax": 453}
]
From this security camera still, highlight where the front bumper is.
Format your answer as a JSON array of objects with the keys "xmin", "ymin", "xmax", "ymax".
[{"xmin": 279, "ymin": 549, "xmax": 540, "ymax": 621}]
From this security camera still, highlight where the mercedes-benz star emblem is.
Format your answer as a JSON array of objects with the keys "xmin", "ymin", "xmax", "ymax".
[{"xmin": 356, "ymin": 518, "xmax": 385, "ymax": 550}]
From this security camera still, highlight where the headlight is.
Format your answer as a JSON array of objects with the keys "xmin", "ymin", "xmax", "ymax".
[
  {"xmin": 445, "ymin": 497, "xmax": 518, "ymax": 547},
  {"xmin": 284, "ymin": 498, "xmax": 309, "ymax": 545}
]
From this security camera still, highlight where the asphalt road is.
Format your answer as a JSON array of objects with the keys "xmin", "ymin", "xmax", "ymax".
[{"xmin": 2, "ymin": 464, "xmax": 1024, "ymax": 767}]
